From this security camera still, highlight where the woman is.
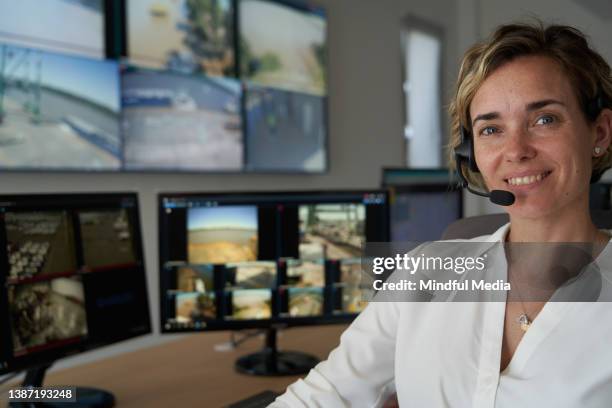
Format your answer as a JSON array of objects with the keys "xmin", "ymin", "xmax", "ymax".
[{"xmin": 271, "ymin": 22, "xmax": 612, "ymax": 407}]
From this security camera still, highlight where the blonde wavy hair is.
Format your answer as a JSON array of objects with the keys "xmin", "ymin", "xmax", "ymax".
[{"xmin": 448, "ymin": 21, "xmax": 612, "ymax": 190}]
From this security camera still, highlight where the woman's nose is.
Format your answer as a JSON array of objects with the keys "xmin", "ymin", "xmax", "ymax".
[{"xmin": 503, "ymin": 128, "xmax": 536, "ymax": 162}]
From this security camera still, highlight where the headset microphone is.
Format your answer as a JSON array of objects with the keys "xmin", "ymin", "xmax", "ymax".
[{"xmin": 454, "ymin": 126, "xmax": 516, "ymax": 206}]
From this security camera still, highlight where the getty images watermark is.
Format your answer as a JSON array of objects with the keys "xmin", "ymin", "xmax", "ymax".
[{"xmin": 359, "ymin": 241, "xmax": 611, "ymax": 302}]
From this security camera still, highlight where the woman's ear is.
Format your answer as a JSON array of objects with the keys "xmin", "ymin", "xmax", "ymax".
[{"xmin": 594, "ymin": 108, "xmax": 612, "ymax": 152}]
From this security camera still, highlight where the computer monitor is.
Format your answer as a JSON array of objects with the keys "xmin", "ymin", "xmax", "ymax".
[
  {"xmin": 125, "ymin": 0, "xmax": 236, "ymax": 77},
  {"xmin": 382, "ymin": 168, "xmax": 463, "ymax": 242},
  {"xmin": 0, "ymin": 193, "xmax": 150, "ymax": 404},
  {"xmin": 0, "ymin": 43, "xmax": 121, "ymax": 171},
  {"xmin": 0, "ymin": 0, "xmax": 106, "ymax": 60},
  {"xmin": 158, "ymin": 190, "xmax": 389, "ymax": 375},
  {"xmin": 239, "ymin": 0, "xmax": 328, "ymax": 173},
  {"xmin": 120, "ymin": 66, "xmax": 244, "ymax": 171}
]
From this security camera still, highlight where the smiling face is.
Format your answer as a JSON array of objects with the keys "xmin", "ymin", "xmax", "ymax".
[{"xmin": 470, "ymin": 55, "xmax": 606, "ymax": 219}]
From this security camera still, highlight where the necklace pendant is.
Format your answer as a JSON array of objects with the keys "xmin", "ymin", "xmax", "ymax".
[{"xmin": 518, "ymin": 313, "xmax": 531, "ymax": 332}]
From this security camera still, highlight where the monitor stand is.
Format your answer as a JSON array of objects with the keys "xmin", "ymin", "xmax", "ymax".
[
  {"xmin": 9, "ymin": 363, "xmax": 115, "ymax": 408},
  {"xmin": 235, "ymin": 328, "xmax": 319, "ymax": 376}
]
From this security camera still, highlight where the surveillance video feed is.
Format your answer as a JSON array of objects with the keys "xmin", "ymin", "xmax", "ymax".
[
  {"xmin": 288, "ymin": 287, "xmax": 323, "ymax": 317},
  {"xmin": 226, "ymin": 261, "xmax": 276, "ymax": 289},
  {"xmin": 121, "ymin": 68, "xmax": 243, "ymax": 171},
  {"xmin": 244, "ymin": 85, "xmax": 326, "ymax": 172},
  {"xmin": 79, "ymin": 210, "xmax": 136, "ymax": 268},
  {"xmin": 340, "ymin": 259, "xmax": 361, "ymax": 285},
  {"xmin": 299, "ymin": 203, "xmax": 365, "ymax": 259},
  {"xmin": 0, "ymin": 44, "xmax": 120, "ymax": 170},
  {"xmin": 8, "ymin": 277, "xmax": 87, "ymax": 355},
  {"xmin": 127, "ymin": 0, "xmax": 235, "ymax": 76},
  {"xmin": 187, "ymin": 205, "xmax": 258, "ymax": 264},
  {"xmin": 230, "ymin": 289, "xmax": 271, "ymax": 320},
  {"xmin": 176, "ymin": 265, "xmax": 214, "ymax": 292},
  {"xmin": 175, "ymin": 292, "xmax": 216, "ymax": 323},
  {"xmin": 341, "ymin": 286, "xmax": 368, "ymax": 314},
  {"xmin": 240, "ymin": 0, "xmax": 326, "ymax": 95},
  {"xmin": 5, "ymin": 212, "xmax": 77, "ymax": 280},
  {"xmin": 286, "ymin": 259, "xmax": 324, "ymax": 287},
  {"xmin": 339, "ymin": 259, "xmax": 367, "ymax": 313},
  {"xmin": 0, "ymin": 0, "xmax": 105, "ymax": 59}
]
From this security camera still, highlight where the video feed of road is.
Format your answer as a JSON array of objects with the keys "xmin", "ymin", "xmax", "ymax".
[
  {"xmin": 240, "ymin": 0, "xmax": 326, "ymax": 95},
  {"xmin": 244, "ymin": 85, "xmax": 325, "ymax": 172},
  {"xmin": 229, "ymin": 289, "xmax": 271, "ymax": 320},
  {"xmin": 288, "ymin": 287, "xmax": 323, "ymax": 317},
  {"xmin": 121, "ymin": 67, "xmax": 243, "ymax": 171},
  {"xmin": 176, "ymin": 265, "xmax": 214, "ymax": 292},
  {"xmin": 0, "ymin": 0, "xmax": 105, "ymax": 59},
  {"xmin": 8, "ymin": 277, "xmax": 88, "ymax": 355},
  {"xmin": 79, "ymin": 209, "xmax": 136, "ymax": 268},
  {"xmin": 187, "ymin": 205, "xmax": 258, "ymax": 264},
  {"xmin": 299, "ymin": 203, "xmax": 365, "ymax": 260},
  {"xmin": 175, "ymin": 292, "xmax": 216, "ymax": 323},
  {"xmin": 0, "ymin": 44, "xmax": 121, "ymax": 170},
  {"xmin": 226, "ymin": 261, "xmax": 276, "ymax": 289},
  {"xmin": 5, "ymin": 211, "xmax": 77, "ymax": 280},
  {"xmin": 286, "ymin": 259, "xmax": 324, "ymax": 287},
  {"xmin": 128, "ymin": 0, "xmax": 235, "ymax": 77}
]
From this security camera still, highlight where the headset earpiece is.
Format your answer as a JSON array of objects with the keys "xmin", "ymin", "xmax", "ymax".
[{"xmin": 454, "ymin": 126, "xmax": 479, "ymax": 173}]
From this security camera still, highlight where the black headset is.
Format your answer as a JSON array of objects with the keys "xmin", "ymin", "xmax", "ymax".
[{"xmin": 454, "ymin": 92, "xmax": 607, "ymax": 192}]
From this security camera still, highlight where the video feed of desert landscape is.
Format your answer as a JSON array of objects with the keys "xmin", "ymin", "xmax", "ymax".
[
  {"xmin": 230, "ymin": 289, "xmax": 271, "ymax": 320},
  {"xmin": 176, "ymin": 265, "xmax": 214, "ymax": 293},
  {"xmin": 187, "ymin": 205, "xmax": 258, "ymax": 264}
]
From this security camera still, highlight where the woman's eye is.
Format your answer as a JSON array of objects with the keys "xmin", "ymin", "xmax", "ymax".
[
  {"xmin": 535, "ymin": 115, "xmax": 555, "ymax": 125},
  {"xmin": 479, "ymin": 126, "xmax": 497, "ymax": 136}
]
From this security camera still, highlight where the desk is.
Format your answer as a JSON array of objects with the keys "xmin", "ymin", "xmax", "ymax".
[{"xmin": 5, "ymin": 325, "xmax": 347, "ymax": 407}]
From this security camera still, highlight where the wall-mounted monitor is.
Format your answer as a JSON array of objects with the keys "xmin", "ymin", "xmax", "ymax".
[
  {"xmin": 121, "ymin": 66, "xmax": 243, "ymax": 171},
  {"xmin": 0, "ymin": 0, "xmax": 106, "ymax": 59},
  {"xmin": 0, "ymin": 44, "xmax": 121, "ymax": 171},
  {"xmin": 126, "ymin": 0, "xmax": 236, "ymax": 77},
  {"xmin": 239, "ymin": 0, "xmax": 326, "ymax": 96},
  {"xmin": 244, "ymin": 83, "xmax": 326, "ymax": 172}
]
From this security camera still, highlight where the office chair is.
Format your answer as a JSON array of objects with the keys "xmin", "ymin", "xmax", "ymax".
[{"xmin": 442, "ymin": 210, "xmax": 612, "ymax": 240}]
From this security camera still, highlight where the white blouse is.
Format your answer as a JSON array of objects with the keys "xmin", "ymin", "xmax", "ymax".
[{"xmin": 270, "ymin": 224, "xmax": 612, "ymax": 407}]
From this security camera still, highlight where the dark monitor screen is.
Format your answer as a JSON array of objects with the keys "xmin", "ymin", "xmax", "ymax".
[
  {"xmin": 0, "ymin": 0, "xmax": 106, "ymax": 59},
  {"xmin": 390, "ymin": 186, "xmax": 463, "ymax": 242},
  {"xmin": 0, "ymin": 43, "xmax": 121, "ymax": 171},
  {"xmin": 0, "ymin": 193, "xmax": 151, "ymax": 375},
  {"xmin": 158, "ymin": 190, "xmax": 389, "ymax": 332},
  {"xmin": 590, "ymin": 182, "xmax": 612, "ymax": 210}
]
